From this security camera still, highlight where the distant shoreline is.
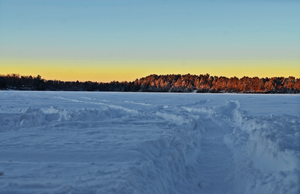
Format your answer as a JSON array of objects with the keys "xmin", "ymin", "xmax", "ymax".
[{"xmin": 1, "ymin": 73, "xmax": 299, "ymax": 94}]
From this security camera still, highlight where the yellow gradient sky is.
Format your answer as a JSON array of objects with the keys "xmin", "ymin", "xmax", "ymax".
[{"xmin": 1, "ymin": 59, "xmax": 299, "ymax": 82}]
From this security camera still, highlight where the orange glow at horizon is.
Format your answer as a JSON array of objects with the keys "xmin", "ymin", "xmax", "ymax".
[{"xmin": 1, "ymin": 59, "xmax": 299, "ymax": 82}]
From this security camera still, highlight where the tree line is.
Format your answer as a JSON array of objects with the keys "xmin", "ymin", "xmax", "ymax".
[{"xmin": 0, "ymin": 73, "xmax": 299, "ymax": 93}]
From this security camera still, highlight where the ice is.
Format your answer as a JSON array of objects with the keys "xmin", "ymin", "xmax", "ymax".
[{"xmin": 0, "ymin": 91, "xmax": 299, "ymax": 194}]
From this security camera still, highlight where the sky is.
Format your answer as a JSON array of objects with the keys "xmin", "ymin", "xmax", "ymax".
[{"xmin": 0, "ymin": 0, "xmax": 299, "ymax": 82}]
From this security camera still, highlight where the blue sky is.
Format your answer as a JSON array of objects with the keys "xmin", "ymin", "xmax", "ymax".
[{"xmin": 0, "ymin": 0, "xmax": 299, "ymax": 81}]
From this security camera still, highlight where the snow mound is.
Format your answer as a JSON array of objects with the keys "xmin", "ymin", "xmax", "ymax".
[
  {"xmin": 224, "ymin": 104, "xmax": 300, "ymax": 194},
  {"xmin": 0, "ymin": 106, "xmax": 137, "ymax": 131}
]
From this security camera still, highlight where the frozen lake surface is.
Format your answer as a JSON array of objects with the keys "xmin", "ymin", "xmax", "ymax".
[{"xmin": 0, "ymin": 91, "xmax": 299, "ymax": 194}]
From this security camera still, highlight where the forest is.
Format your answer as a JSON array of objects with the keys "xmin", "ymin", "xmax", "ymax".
[{"xmin": 0, "ymin": 73, "xmax": 299, "ymax": 93}]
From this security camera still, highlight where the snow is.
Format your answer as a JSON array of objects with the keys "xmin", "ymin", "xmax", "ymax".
[{"xmin": 0, "ymin": 91, "xmax": 299, "ymax": 194}]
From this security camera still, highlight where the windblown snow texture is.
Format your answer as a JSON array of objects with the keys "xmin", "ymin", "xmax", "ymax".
[{"xmin": 0, "ymin": 91, "xmax": 299, "ymax": 194}]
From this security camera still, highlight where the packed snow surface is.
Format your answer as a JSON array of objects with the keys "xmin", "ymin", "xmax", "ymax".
[{"xmin": 0, "ymin": 91, "xmax": 299, "ymax": 194}]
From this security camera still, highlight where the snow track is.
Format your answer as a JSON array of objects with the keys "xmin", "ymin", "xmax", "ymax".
[
  {"xmin": 0, "ymin": 91, "xmax": 299, "ymax": 194},
  {"xmin": 195, "ymin": 117, "xmax": 234, "ymax": 194}
]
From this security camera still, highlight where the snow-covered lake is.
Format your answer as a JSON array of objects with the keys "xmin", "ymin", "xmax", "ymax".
[{"xmin": 0, "ymin": 91, "xmax": 299, "ymax": 194}]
